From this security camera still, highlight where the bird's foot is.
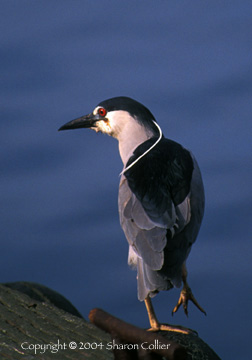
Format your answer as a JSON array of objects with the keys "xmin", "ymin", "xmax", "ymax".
[
  {"xmin": 144, "ymin": 295, "xmax": 198, "ymax": 335},
  {"xmin": 148, "ymin": 322, "xmax": 197, "ymax": 335},
  {"xmin": 172, "ymin": 284, "xmax": 206, "ymax": 316}
]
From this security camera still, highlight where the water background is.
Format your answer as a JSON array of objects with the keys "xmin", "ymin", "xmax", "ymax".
[{"xmin": 1, "ymin": 1, "xmax": 252, "ymax": 359}]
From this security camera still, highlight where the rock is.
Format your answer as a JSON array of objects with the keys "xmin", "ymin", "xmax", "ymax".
[
  {"xmin": 0, "ymin": 282, "xmax": 221, "ymax": 359},
  {"xmin": 0, "ymin": 283, "xmax": 113, "ymax": 359},
  {"xmin": 160, "ymin": 330, "xmax": 221, "ymax": 360},
  {"xmin": 3, "ymin": 282, "xmax": 82, "ymax": 318}
]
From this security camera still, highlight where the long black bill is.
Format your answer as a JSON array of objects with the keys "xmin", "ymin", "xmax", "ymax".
[{"xmin": 58, "ymin": 113, "xmax": 98, "ymax": 131}]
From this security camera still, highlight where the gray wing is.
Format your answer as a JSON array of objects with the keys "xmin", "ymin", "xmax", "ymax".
[
  {"xmin": 119, "ymin": 175, "xmax": 192, "ymax": 301},
  {"xmin": 119, "ymin": 176, "xmax": 191, "ymax": 271},
  {"xmin": 118, "ymin": 138, "xmax": 201, "ymax": 301}
]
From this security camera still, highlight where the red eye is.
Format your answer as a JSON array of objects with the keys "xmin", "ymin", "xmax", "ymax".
[{"xmin": 98, "ymin": 107, "xmax": 107, "ymax": 117}]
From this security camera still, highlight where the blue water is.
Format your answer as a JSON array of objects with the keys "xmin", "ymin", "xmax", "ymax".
[{"xmin": 1, "ymin": 1, "xmax": 252, "ymax": 359}]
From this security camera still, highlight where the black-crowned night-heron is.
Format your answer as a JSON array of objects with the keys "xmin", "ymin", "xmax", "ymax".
[{"xmin": 59, "ymin": 96, "xmax": 206, "ymax": 334}]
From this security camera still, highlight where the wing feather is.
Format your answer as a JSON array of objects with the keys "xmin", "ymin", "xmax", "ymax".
[{"xmin": 118, "ymin": 137, "xmax": 196, "ymax": 299}]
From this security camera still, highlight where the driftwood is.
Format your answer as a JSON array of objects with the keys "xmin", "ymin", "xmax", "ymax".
[
  {"xmin": 89, "ymin": 308, "xmax": 187, "ymax": 360},
  {"xmin": 89, "ymin": 308, "xmax": 221, "ymax": 360},
  {"xmin": 0, "ymin": 282, "xmax": 221, "ymax": 360}
]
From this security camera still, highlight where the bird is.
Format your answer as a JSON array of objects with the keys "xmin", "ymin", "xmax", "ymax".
[{"xmin": 59, "ymin": 96, "xmax": 206, "ymax": 334}]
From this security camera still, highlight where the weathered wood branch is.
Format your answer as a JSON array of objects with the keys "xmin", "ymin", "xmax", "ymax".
[{"xmin": 89, "ymin": 308, "xmax": 187, "ymax": 360}]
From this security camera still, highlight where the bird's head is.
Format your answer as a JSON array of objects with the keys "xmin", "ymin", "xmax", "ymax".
[
  {"xmin": 59, "ymin": 96, "xmax": 159, "ymax": 139},
  {"xmin": 59, "ymin": 96, "xmax": 162, "ymax": 165}
]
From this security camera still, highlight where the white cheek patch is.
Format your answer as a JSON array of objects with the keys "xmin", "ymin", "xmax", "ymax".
[{"xmin": 95, "ymin": 120, "xmax": 111, "ymax": 134}]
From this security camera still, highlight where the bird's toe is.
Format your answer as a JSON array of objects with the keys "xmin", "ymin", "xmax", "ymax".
[{"xmin": 172, "ymin": 285, "xmax": 206, "ymax": 316}]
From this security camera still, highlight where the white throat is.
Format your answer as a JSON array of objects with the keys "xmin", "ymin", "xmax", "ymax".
[
  {"xmin": 120, "ymin": 120, "xmax": 162, "ymax": 175},
  {"xmin": 107, "ymin": 110, "xmax": 156, "ymax": 165}
]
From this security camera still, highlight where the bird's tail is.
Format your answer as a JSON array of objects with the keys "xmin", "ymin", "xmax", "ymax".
[{"xmin": 136, "ymin": 257, "xmax": 174, "ymax": 301}]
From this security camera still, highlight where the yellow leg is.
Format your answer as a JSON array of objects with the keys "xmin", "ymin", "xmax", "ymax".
[
  {"xmin": 144, "ymin": 295, "xmax": 195, "ymax": 334},
  {"xmin": 172, "ymin": 263, "xmax": 206, "ymax": 316}
]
